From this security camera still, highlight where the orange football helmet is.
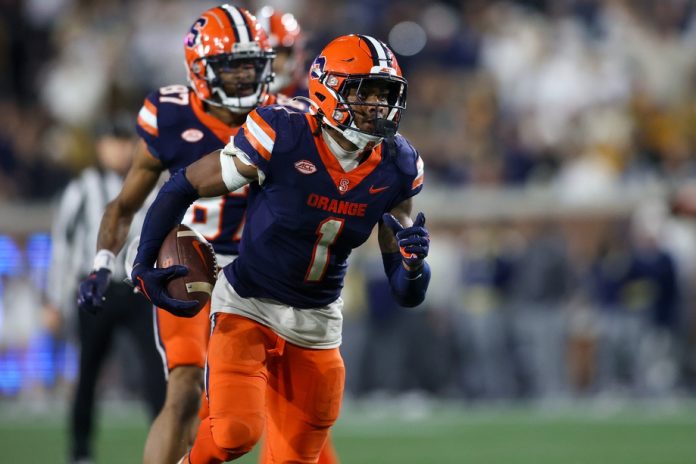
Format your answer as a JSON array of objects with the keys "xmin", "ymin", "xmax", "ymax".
[
  {"xmin": 308, "ymin": 34, "xmax": 407, "ymax": 149},
  {"xmin": 184, "ymin": 4, "xmax": 275, "ymax": 113},
  {"xmin": 256, "ymin": 6, "xmax": 304, "ymax": 94}
]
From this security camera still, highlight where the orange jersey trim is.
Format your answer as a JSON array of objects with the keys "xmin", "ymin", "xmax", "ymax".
[
  {"xmin": 144, "ymin": 99, "xmax": 157, "ymax": 115},
  {"xmin": 137, "ymin": 99, "xmax": 159, "ymax": 136},
  {"xmin": 305, "ymin": 114, "xmax": 382, "ymax": 195},
  {"xmin": 190, "ymin": 91, "xmax": 239, "ymax": 144},
  {"xmin": 137, "ymin": 116, "xmax": 158, "ymax": 137},
  {"xmin": 244, "ymin": 130, "xmax": 271, "ymax": 161},
  {"xmin": 413, "ymin": 156, "xmax": 424, "ymax": 189},
  {"xmin": 242, "ymin": 110, "xmax": 276, "ymax": 161}
]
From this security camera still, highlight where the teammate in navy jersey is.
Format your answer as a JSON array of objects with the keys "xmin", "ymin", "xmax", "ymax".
[
  {"xmin": 77, "ymin": 5, "xmax": 283, "ymax": 463},
  {"xmin": 131, "ymin": 34, "xmax": 431, "ymax": 463}
]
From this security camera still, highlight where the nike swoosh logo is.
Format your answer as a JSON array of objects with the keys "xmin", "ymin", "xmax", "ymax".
[{"xmin": 369, "ymin": 185, "xmax": 389, "ymax": 194}]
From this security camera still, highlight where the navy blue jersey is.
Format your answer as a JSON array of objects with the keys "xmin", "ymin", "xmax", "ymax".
[
  {"xmin": 136, "ymin": 85, "xmax": 278, "ymax": 255},
  {"xmin": 224, "ymin": 106, "xmax": 424, "ymax": 308}
]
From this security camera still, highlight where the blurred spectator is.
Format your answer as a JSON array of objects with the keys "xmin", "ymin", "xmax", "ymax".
[
  {"xmin": 587, "ymin": 205, "xmax": 680, "ymax": 396},
  {"xmin": 507, "ymin": 219, "xmax": 573, "ymax": 399},
  {"xmin": 5, "ymin": 0, "xmax": 696, "ymax": 197},
  {"xmin": 450, "ymin": 224, "xmax": 516, "ymax": 399}
]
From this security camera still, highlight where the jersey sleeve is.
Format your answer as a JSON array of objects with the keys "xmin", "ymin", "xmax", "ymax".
[
  {"xmin": 135, "ymin": 90, "xmax": 163, "ymax": 159},
  {"xmin": 390, "ymin": 136, "xmax": 425, "ymax": 207},
  {"xmin": 233, "ymin": 105, "xmax": 301, "ymax": 176}
]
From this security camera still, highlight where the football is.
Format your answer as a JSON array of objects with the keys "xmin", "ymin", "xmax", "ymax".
[{"xmin": 157, "ymin": 224, "xmax": 218, "ymax": 316}]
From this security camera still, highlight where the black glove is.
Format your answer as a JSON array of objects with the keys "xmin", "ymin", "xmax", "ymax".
[
  {"xmin": 131, "ymin": 263, "xmax": 199, "ymax": 317},
  {"xmin": 382, "ymin": 212, "xmax": 430, "ymax": 269},
  {"xmin": 77, "ymin": 268, "xmax": 112, "ymax": 314}
]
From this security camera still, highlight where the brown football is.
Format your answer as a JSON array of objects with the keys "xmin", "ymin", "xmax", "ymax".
[{"xmin": 157, "ymin": 224, "xmax": 217, "ymax": 316}]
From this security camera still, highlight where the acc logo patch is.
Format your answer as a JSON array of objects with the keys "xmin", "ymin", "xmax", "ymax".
[
  {"xmin": 294, "ymin": 160, "xmax": 317, "ymax": 174},
  {"xmin": 310, "ymin": 56, "xmax": 326, "ymax": 80},
  {"xmin": 182, "ymin": 129, "xmax": 204, "ymax": 142}
]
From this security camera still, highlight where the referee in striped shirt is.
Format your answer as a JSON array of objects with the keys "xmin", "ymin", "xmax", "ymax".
[{"xmin": 46, "ymin": 119, "xmax": 165, "ymax": 464}]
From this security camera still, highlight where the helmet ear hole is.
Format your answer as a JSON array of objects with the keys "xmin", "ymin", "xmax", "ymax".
[
  {"xmin": 314, "ymin": 92, "xmax": 326, "ymax": 102},
  {"xmin": 332, "ymin": 109, "xmax": 345, "ymax": 121},
  {"xmin": 326, "ymin": 75, "xmax": 339, "ymax": 87}
]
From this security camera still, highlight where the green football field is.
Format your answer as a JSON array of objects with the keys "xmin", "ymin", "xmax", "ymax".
[{"xmin": 1, "ymin": 399, "xmax": 695, "ymax": 463}]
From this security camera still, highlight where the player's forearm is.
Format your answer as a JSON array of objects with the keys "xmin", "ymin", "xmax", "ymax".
[
  {"xmin": 96, "ymin": 201, "xmax": 137, "ymax": 254},
  {"xmin": 134, "ymin": 169, "xmax": 200, "ymax": 268},
  {"xmin": 382, "ymin": 252, "xmax": 431, "ymax": 307}
]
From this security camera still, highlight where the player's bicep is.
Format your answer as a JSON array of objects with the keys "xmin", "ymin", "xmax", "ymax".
[
  {"xmin": 378, "ymin": 197, "xmax": 414, "ymax": 253},
  {"xmin": 113, "ymin": 139, "xmax": 163, "ymax": 214},
  {"xmin": 184, "ymin": 150, "xmax": 256, "ymax": 197}
]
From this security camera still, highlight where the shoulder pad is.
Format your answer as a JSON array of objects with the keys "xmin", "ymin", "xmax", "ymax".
[
  {"xmin": 235, "ymin": 105, "xmax": 310, "ymax": 168},
  {"xmin": 273, "ymin": 93, "xmax": 310, "ymax": 113},
  {"xmin": 254, "ymin": 104, "xmax": 309, "ymax": 134},
  {"xmin": 389, "ymin": 135, "xmax": 420, "ymax": 176}
]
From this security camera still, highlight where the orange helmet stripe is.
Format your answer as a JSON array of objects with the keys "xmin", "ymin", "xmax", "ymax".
[
  {"xmin": 219, "ymin": 4, "xmax": 253, "ymax": 43},
  {"xmin": 358, "ymin": 35, "xmax": 393, "ymax": 68}
]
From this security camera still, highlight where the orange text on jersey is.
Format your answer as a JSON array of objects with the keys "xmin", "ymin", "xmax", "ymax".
[{"xmin": 307, "ymin": 193, "xmax": 367, "ymax": 217}]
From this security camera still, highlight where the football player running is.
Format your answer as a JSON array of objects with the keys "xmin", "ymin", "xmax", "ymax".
[
  {"xmin": 130, "ymin": 34, "xmax": 431, "ymax": 463},
  {"xmin": 78, "ymin": 5, "xmax": 281, "ymax": 463},
  {"xmin": 257, "ymin": 12, "xmax": 341, "ymax": 463}
]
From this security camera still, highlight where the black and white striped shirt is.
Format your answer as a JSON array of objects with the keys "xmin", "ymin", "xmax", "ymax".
[{"xmin": 46, "ymin": 167, "xmax": 152, "ymax": 315}]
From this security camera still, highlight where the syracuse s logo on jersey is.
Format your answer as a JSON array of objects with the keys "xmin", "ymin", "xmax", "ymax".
[
  {"xmin": 182, "ymin": 129, "xmax": 204, "ymax": 142},
  {"xmin": 310, "ymin": 56, "xmax": 326, "ymax": 80},
  {"xmin": 294, "ymin": 160, "xmax": 317, "ymax": 175},
  {"xmin": 339, "ymin": 178, "xmax": 350, "ymax": 192}
]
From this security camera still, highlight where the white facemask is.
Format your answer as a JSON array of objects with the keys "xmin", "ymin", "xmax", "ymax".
[{"xmin": 322, "ymin": 116, "xmax": 383, "ymax": 150}]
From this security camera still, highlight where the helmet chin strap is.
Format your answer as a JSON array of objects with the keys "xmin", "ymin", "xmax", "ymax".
[
  {"xmin": 342, "ymin": 124, "xmax": 383, "ymax": 150},
  {"xmin": 320, "ymin": 116, "xmax": 383, "ymax": 150},
  {"xmin": 210, "ymin": 86, "xmax": 263, "ymax": 113}
]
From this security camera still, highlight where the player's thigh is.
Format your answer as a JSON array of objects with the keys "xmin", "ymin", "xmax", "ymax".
[
  {"xmin": 156, "ymin": 299, "xmax": 211, "ymax": 370},
  {"xmin": 205, "ymin": 314, "xmax": 272, "ymax": 448},
  {"xmin": 264, "ymin": 345, "xmax": 345, "ymax": 463},
  {"xmin": 284, "ymin": 345, "xmax": 345, "ymax": 427}
]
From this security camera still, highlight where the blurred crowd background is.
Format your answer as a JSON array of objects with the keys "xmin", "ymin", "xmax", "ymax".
[{"xmin": 3, "ymin": 0, "xmax": 696, "ymax": 407}]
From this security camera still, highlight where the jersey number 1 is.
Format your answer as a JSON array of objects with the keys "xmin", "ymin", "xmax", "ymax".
[{"xmin": 305, "ymin": 218, "xmax": 344, "ymax": 282}]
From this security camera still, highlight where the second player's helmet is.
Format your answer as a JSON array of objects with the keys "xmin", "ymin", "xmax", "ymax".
[
  {"xmin": 184, "ymin": 5, "xmax": 275, "ymax": 113},
  {"xmin": 256, "ymin": 6, "xmax": 304, "ymax": 94},
  {"xmin": 308, "ymin": 34, "xmax": 407, "ymax": 149}
]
